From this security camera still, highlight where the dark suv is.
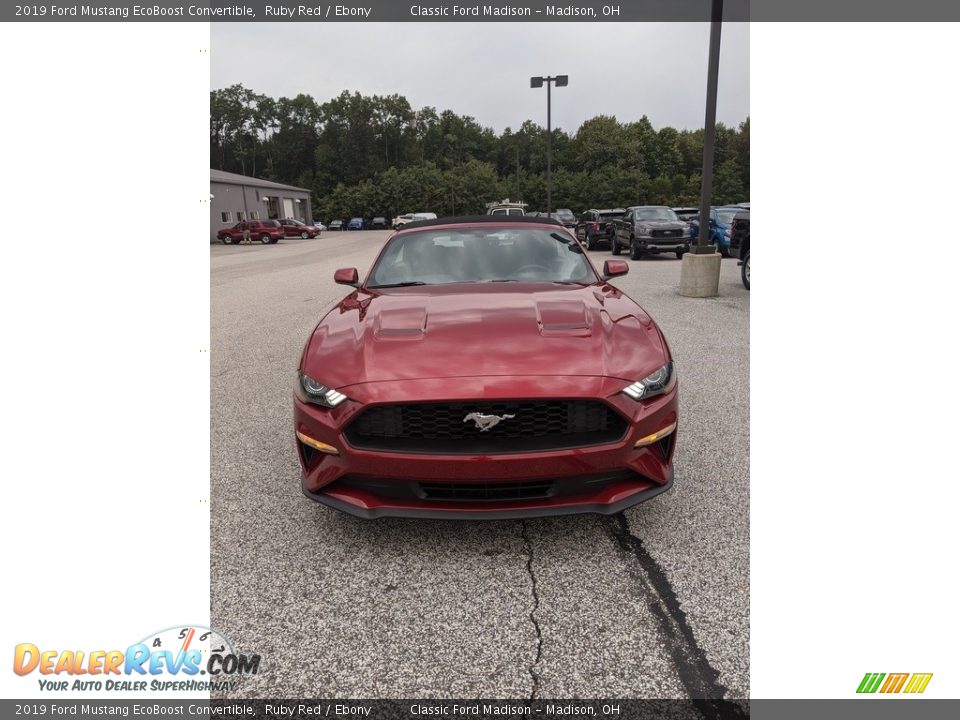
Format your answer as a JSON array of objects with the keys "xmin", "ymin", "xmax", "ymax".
[
  {"xmin": 217, "ymin": 219, "xmax": 285, "ymax": 245},
  {"xmin": 371, "ymin": 217, "xmax": 387, "ymax": 230},
  {"xmin": 728, "ymin": 209, "xmax": 750, "ymax": 290},
  {"xmin": 575, "ymin": 208, "xmax": 625, "ymax": 250}
]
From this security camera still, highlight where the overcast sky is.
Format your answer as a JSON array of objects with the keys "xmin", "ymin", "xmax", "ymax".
[{"xmin": 211, "ymin": 23, "xmax": 749, "ymax": 134}]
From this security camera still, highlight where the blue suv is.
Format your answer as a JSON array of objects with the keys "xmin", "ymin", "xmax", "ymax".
[
  {"xmin": 689, "ymin": 206, "xmax": 743, "ymax": 257},
  {"xmin": 347, "ymin": 217, "xmax": 367, "ymax": 231}
]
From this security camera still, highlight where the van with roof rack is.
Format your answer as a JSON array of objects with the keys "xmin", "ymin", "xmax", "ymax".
[{"xmin": 485, "ymin": 199, "xmax": 528, "ymax": 217}]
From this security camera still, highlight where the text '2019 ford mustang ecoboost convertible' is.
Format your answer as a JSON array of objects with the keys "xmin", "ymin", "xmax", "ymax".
[{"xmin": 293, "ymin": 216, "xmax": 678, "ymax": 519}]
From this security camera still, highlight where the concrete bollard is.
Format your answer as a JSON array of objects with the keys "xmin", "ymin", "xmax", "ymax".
[{"xmin": 679, "ymin": 251, "xmax": 721, "ymax": 298}]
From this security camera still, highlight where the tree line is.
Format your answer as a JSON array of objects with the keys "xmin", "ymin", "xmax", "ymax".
[{"xmin": 211, "ymin": 84, "xmax": 749, "ymax": 222}]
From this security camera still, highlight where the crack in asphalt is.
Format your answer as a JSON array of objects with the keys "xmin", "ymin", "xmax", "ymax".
[
  {"xmin": 520, "ymin": 520, "xmax": 543, "ymax": 701},
  {"xmin": 605, "ymin": 513, "xmax": 747, "ymax": 719}
]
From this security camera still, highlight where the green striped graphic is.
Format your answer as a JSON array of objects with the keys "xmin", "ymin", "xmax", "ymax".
[{"xmin": 856, "ymin": 672, "xmax": 886, "ymax": 693}]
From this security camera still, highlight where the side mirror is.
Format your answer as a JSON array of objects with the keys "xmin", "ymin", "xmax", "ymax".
[
  {"xmin": 603, "ymin": 260, "xmax": 629, "ymax": 279},
  {"xmin": 334, "ymin": 267, "xmax": 359, "ymax": 287}
]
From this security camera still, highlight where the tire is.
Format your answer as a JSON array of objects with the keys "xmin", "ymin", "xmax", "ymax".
[
  {"xmin": 676, "ymin": 249, "xmax": 685, "ymax": 260},
  {"xmin": 221, "ymin": 236, "xmax": 231, "ymax": 245},
  {"xmin": 719, "ymin": 244, "xmax": 730, "ymax": 258},
  {"xmin": 586, "ymin": 235, "xmax": 595, "ymax": 251},
  {"xmin": 629, "ymin": 237, "xmax": 643, "ymax": 260},
  {"xmin": 260, "ymin": 234, "xmax": 271, "ymax": 244},
  {"xmin": 611, "ymin": 236, "xmax": 622, "ymax": 256},
  {"xmin": 301, "ymin": 231, "xmax": 309, "ymax": 239},
  {"xmin": 741, "ymin": 252, "xmax": 750, "ymax": 290}
]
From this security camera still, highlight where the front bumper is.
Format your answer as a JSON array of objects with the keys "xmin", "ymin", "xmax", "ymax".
[
  {"xmin": 294, "ymin": 376, "xmax": 678, "ymax": 519},
  {"xmin": 635, "ymin": 239, "xmax": 691, "ymax": 253}
]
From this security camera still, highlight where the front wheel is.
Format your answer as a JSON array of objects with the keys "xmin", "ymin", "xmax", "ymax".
[
  {"xmin": 260, "ymin": 234, "xmax": 271, "ymax": 244},
  {"xmin": 301, "ymin": 231, "xmax": 309, "ymax": 239},
  {"xmin": 629, "ymin": 237, "xmax": 643, "ymax": 260},
  {"xmin": 221, "ymin": 236, "xmax": 231, "ymax": 245},
  {"xmin": 611, "ymin": 237, "xmax": 622, "ymax": 256},
  {"xmin": 741, "ymin": 253, "xmax": 750, "ymax": 290},
  {"xmin": 676, "ymin": 249, "xmax": 686, "ymax": 259},
  {"xmin": 719, "ymin": 244, "xmax": 730, "ymax": 258}
]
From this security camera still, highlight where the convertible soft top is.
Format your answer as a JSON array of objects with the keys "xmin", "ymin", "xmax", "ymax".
[{"xmin": 398, "ymin": 215, "xmax": 565, "ymax": 231}]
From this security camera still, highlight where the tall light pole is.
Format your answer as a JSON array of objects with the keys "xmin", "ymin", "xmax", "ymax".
[
  {"xmin": 679, "ymin": 0, "xmax": 724, "ymax": 298},
  {"xmin": 530, "ymin": 74, "xmax": 567, "ymax": 215},
  {"xmin": 693, "ymin": 0, "xmax": 723, "ymax": 254}
]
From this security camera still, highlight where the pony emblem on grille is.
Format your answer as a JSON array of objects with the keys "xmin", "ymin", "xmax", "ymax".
[{"xmin": 463, "ymin": 412, "xmax": 516, "ymax": 432}]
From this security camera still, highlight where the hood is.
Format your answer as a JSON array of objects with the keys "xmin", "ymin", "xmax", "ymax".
[
  {"xmin": 303, "ymin": 285, "xmax": 668, "ymax": 389},
  {"xmin": 638, "ymin": 220, "xmax": 686, "ymax": 230}
]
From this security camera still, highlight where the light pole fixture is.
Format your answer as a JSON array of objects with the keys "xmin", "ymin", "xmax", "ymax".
[
  {"xmin": 530, "ymin": 74, "xmax": 568, "ymax": 215},
  {"xmin": 693, "ymin": 0, "xmax": 723, "ymax": 254}
]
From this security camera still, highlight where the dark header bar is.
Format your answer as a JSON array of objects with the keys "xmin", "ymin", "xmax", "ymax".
[
  {"xmin": 5, "ymin": 1, "xmax": 747, "ymax": 22},
  {"xmin": 6, "ymin": 0, "xmax": 960, "ymax": 22},
  {"xmin": 5, "ymin": 699, "xmax": 960, "ymax": 720}
]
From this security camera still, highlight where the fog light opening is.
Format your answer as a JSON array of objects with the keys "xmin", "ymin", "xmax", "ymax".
[
  {"xmin": 296, "ymin": 431, "xmax": 340, "ymax": 456},
  {"xmin": 634, "ymin": 422, "xmax": 677, "ymax": 449}
]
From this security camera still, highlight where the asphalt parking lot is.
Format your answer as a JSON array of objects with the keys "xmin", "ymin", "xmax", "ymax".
[{"xmin": 211, "ymin": 230, "xmax": 749, "ymax": 700}]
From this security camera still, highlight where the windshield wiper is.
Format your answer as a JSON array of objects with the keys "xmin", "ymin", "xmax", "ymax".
[{"xmin": 367, "ymin": 281, "xmax": 428, "ymax": 289}]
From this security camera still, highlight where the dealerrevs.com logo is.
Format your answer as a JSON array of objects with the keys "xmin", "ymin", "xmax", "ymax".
[
  {"xmin": 856, "ymin": 672, "xmax": 933, "ymax": 694},
  {"xmin": 13, "ymin": 625, "xmax": 260, "ymax": 693}
]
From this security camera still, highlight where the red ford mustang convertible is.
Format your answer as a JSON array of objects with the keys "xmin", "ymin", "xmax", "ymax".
[{"xmin": 293, "ymin": 216, "xmax": 678, "ymax": 519}]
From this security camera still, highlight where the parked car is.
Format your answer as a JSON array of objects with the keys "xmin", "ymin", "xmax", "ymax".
[
  {"xmin": 328, "ymin": 220, "xmax": 344, "ymax": 231},
  {"xmin": 728, "ymin": 209, "xmax": 750, "ymax": 290},
  {"xmin": 294, "ymin": 215, "xmax": 677, "ymax": 518},
  {"xmin": 393, "ymin": 212, "xmax": 436, "ymax": 229},
  {"xmin": 575, "ymin": 208, "xmax": 625, "ymax": 250},
  {"xmin": 217, "ymin": 219, "xmax": 285, "ymax": 245},
  {"xmin": 279, "ymin": 218, "xmax": 320, "ymax": 239},
  {"xmin": 371, "ymin": 217, "xmax": 387, "ymax": 230},
  {"xmin": 392, "ymin": 213, "xmax": 414, "ymax": 230},
  {"xmin": 611, "ymin": 206, "xmax": 692, "ymax": 259},
  {"xmin": 347, "ymin": 217, "xmax": 367, "ymax": 231},
  {"xmin": 486, "ymin": 199, "xmax": 527, "ymax": 216},
  {"xmin": 689, "ymin": 206, "xmax": 743, "ymax": 257},
  {"xmin": 553, "ymin": 208, "xmax": 577, "ymax": 228},
  {"xmin": 672, "ymin": 207, "xmax": 699, "ymax": 223}
]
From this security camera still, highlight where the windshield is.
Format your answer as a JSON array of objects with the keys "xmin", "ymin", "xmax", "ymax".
[
  {"xmin": 367, "ymin": 228, "xmax": 597, "ymax": 288},
  {"xmin": 634, "ymin": 207, "xmax": 679, "ymax": 222},
  {"xmin": 598, "ymin": 212, "xmax": 622, "ymax": 222},
  {"xmin": 716, "ymin": 210, "xmax": 738, "ymax": 225}
]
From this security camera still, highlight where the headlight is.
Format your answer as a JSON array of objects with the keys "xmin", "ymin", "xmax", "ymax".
[
  {"xmin": 296, "ymin": 372, "xmax": 348, "ymax": 407},
  {"xmin": 637, "ymin": 225, "xmax": 651, "ymax": 236},
  {"xmin": 622, "ymin": 362, "xmax": 676, "ymax": 401}
]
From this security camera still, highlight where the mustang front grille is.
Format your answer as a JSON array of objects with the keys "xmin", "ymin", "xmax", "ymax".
[
  {"xmin": 344, "ymin": 400, "xmax": 628, "ymax": 454},
  {"xmin": 419, "ymin": 480, "xmax": 554, "ymax": 501}
]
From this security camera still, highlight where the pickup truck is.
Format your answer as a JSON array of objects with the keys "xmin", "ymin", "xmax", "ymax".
[
  {"xmin": 575, "ymin": 208, "xmax": 624, "ymax": 250},
  {"xmin": 611, "ymin": 206, "xmax": 692, "ymax": 260},
  {"xmin": 728, "ymin": 209, "xmax": 750, "ymax": 290}
]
